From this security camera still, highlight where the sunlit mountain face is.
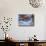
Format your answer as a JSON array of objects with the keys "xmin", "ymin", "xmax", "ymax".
[{"xmin": 18, "ymin": 14, "xmax": 34, "ymax": 26}]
